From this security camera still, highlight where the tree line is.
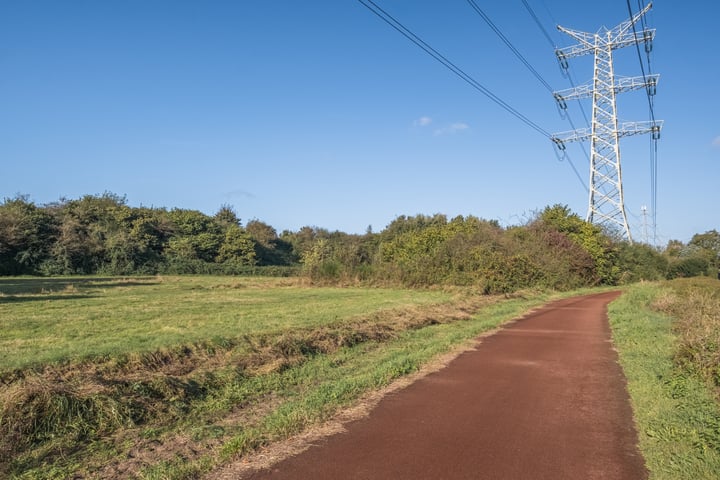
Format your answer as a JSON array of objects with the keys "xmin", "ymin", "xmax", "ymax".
[{"xmin": 0, "ymin": 193, "xmax": 717, "ymax": 292}]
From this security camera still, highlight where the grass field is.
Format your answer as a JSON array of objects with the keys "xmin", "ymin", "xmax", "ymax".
[
  {"xmin": 0, "ymin": 276, "xmax": 450, "ymax": 372},
  {"xmin": 0, "ymin": 275, "xmax": 560, "ymax": 479},
  {"xmin": 609, "ymin": 278, "xmax": 720, "ymax": 480}
]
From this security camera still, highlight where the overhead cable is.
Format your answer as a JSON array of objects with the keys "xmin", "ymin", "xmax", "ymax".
[
  {"xmin": 517, "ymin": 0, "xmax": 590, "ymax": 189},
  {"xmin": 521, "ymin": 0, "xmax": 591, "ymax": 130},
  {"xmin": 465, "ymin": 0, "xmax": 553, "ymax": 93},
  {"xmin": 626, "ymin": 0, "xmax": 656, "ymax": 123},
  {"xmin": 359, "ymin": 0, "xmax": 587, "ymax": 193},
  {"xmin": 357, "ymin": 0, "xmax": 552, "ymax": 138},
  {"xmin": 520, "ymin": 0, "xmax": 555, "ymax": 48},
  {"xmin": 626, "ymin": 0, "xmax": 659, "ymax": 243}
]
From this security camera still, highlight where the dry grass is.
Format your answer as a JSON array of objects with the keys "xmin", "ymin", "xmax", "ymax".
[
  {"xmin": 0, "ymin": 375, "xmax": 130, "ymax": 462},
  {"xmin": 652, "ymin": 277, "xmax": 720, "ymax": 388}
]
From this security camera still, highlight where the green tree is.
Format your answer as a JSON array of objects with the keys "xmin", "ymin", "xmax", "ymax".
[
  {"xmin": 244, "ymin": 220, "xmax": 296, "ymax": 266},
  {"xmin": 615, "ymin": 243, "xmax": 668, "ymax": 283},
  {"xmin": 379, "ymin": 214, "xmax": 449, "ymax": 242},
  {"xmin": 689, "ymin": 230, "xmax": 720, "ymax": 268},
  {"xmin": 42, "ymin": 193, "xmax": 129, "ymax": 274},
  {"xmin": 508, "ymin": 223, "xmax": 598, "ymax": 290},
  {"xmin": 377, "ymin": 215, "xmax": 508, "ymax": 286},
  {"xmin": 301, "ymin": 238, "xmax": 339, "ymax": 279},
  {"xmin": 281, "ymin": 226, "xmax": 327, "ymax": 262},
  {"xmin": 216, "ymin": 225, "xmax": 256, "ymax": 266},
  {"xmin": 664, "ymin": 239, "xmax": 685, "ymax": 258},
  {"xmin": 0, "ymin": 196, "xmax": 57, "ymax": 275},
  {"xmin": 667, "ymin": 257, "xmax": 709, "ymax": 279},
  {"xmin": 213, "ymin": 204, "xmax": 241, "ymax": 228},
  {"xmin": 535, "ymin": 204, "xmax": 617, "ymax": 284},
  {"xmin": 101, "ymin": 207, "xmax": 173, "ymax": 274},
  {"xmin": 165, "ymin": 209, "xmax": 222, "ymax": 263}
]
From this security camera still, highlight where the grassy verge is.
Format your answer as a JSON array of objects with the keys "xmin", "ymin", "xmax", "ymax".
[
  {"xmin": 609, "ymin": 280, "xmax": 720, "ymax": 480},
  {"xmin": 654, "ymin": 278, "xmax": 720, "ymax": 388}
]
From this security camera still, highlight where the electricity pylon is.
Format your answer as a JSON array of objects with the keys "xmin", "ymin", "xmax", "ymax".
[{"xmin": 551, "ymin": 2, "xmax": 663, "ymax": 241}]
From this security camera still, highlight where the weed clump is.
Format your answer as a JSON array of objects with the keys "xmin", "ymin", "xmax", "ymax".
[
  {"xmin": 0, "ymin": 376, "xmax": 131, "ymax": 463},
  {"xmin": 652, "ymin": 278, "xmax": 720, "ymax": 389}
]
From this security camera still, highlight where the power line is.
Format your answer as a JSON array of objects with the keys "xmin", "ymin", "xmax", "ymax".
[
  {"xmin": 357, "ymin": 0, "xmax": 552, "ymax": 138},
  {"xmin": 517, "ymin": 0, "xmax": 591, "ymax": 191},
  {"xmin": 637, "ymin": 0, "xmax": 649, "ymax": 33},
  {"xmin": 462, "ymin": 0, "xmax": 587, "ymax": 191},
  {"xmin": 521, "ymin": 0, "xmax": 591, "ymax": 130},
  {"xmin": 626, "ymin": 0, "xmax": 656, "ymax": 123},
  {"xmin": 563, "ymin": 70, "xmax": 591, "ymax": 128},
  {"xmin": 465, "ymin": 0, "xmax": 554, "ymax": 93},
  {"xmin": 555, "ymin": 143, "xmax": 589, "ymax": 194},
  {"xmin": 358, "ymin": 0, "xmax": 587, "ymax": 193},
  {"xmin": 638, "ymin": 0, "xmax": 654, "ymax": 79},
  {"xmin": 561, "ymin": 115, "xmax": 590, "ymax": 194},
  {"xmin": 520, "ymin": 0, "xmax": 556, "ymax": 49},
  {"xmin": 626, "ymin": 0, "xmax": 659, "ymax": 244},
  {"xmin": 538, "ymin": 0, "xmax": 560, "ymax": 28},
  {"xmin": 651, "ymin": 134, "xmax": 658, "ymax": 244}
]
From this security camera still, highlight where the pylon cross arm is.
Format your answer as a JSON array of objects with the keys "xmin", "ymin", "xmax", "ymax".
[
  {"xmin": 553, "ymin": 75, "xmax": 659, "ymax": 102},
  {"xmin": 551, "ymin": 121, "xmax": 663, "ymax": 145},
  {"xmin": 614, "ymin": 2, "xmax": 653, "ymax": 39}
]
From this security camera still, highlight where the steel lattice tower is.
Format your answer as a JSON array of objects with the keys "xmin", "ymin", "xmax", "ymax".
[{"xmin": 551, "ymin": 3, "xmax": 662, "ymax": 241}]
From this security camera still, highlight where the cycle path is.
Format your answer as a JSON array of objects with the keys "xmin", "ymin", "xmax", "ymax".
[{"xmin": 244, "ymin": 291, "xmax": 647, "ymax": 480}]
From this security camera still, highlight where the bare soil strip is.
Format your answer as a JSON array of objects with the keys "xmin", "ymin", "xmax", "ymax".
[{"xmin": 234, "ymin": 291, "xmax": 646, "ymax": 480}]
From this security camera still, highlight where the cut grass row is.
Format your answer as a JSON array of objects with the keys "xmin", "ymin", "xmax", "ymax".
[{"xmin": 609, "ymin": 278, "xmax": 720, "ymax": 480}]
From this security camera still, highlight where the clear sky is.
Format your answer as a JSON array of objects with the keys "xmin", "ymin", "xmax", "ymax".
[{"xmin": 1, "ymin": 1, "xmax": 718, "ymax": 244}]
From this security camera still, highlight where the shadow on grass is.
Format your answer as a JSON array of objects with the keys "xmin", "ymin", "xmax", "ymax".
[
  {"xmin": 86, "ymin": 281, "xmax": 159, "ymax": 289},
  {"xmin": 0, "ymin": 294, "xmax": 97, "ymax": 304},
  {"xmin": 0, "ymin": 277, "xmax": 157, "ymax": 295}
]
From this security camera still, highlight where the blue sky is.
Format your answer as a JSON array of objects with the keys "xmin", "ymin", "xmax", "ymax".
[{"xmin": 1, "ymin": 1, "xmax": 718, "ymax": 244}]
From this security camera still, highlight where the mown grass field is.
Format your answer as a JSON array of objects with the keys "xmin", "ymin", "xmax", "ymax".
[
  {"xmin": 609, "ymin": 278, "xmax": 720, "ymax": 480},
  {"xmin": 0, "ymin": 276, "xmax": 559, "ymax": 479},
  {"xmin": 0, "ymin": 276, "xmax": 451, "ymax": 372}
]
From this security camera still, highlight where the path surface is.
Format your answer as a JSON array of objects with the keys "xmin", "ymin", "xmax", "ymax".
[{"xmin": 245, "ymin": 292, "xmax": 647, "ymax": 479}]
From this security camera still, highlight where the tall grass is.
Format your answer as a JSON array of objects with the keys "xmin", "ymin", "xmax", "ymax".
[
  {"xmin": 653, "ymin": 278, "xmax": 720, "ymax": 388},
  {"xmin": 609, "ymin": 281, "xmax": 720, "ymax": 480}
]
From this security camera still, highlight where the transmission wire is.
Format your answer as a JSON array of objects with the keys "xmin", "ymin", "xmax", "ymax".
[
  {"xmin": 358, "ymin": 0, "xmax": 587, "ymax": 193},
  {"xmin": 518, "ymin": 0, "xmax": 590, "ymax": 191},
  {"xmin": 520, "ymin": 0, "xmax": 591, "ymax": 130},
  {"xmin": 626, "ymin": 0, "xmax": 659, "ymax": 244},
  {"xmin": 520, "ymin": 0, "xmax": 555, "ymax": 48},
  {"xmin": 357, "ymin": 0, "xmax": 552, "ymax": 138},
  {"xmin": 462, "ymin": 0, "xmax": 587, "ymax": 191},
  {"xmin": 626, "ymin": 0, "xmax": 656, "ymax": 123},
  {"xmin": 465, "ymin": 0, "xmax": 553, "ymax": 92}
]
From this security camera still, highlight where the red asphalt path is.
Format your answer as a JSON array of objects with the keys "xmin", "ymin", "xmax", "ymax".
[{"xmin": 247, "ymin": 291, "xmax": 647, "ymax": 480}]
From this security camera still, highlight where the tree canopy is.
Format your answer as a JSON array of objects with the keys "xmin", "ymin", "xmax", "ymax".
[{"xmin": 0, "ymin": 196, "xmax": 714, "ymax": 291}]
